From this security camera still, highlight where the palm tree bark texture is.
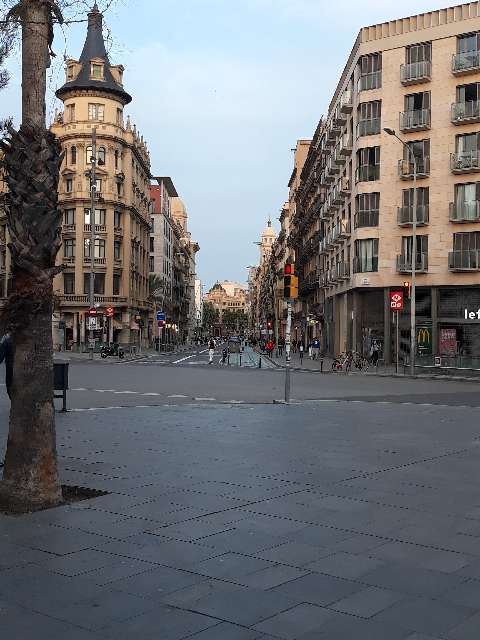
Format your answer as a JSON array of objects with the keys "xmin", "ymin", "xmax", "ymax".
[{"xmin": 0, "ymin": 0, "xmax": 64, "ymax": 512}]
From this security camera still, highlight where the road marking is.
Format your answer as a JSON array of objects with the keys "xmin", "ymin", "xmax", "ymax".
[
  {"xmin": 194, "ymin": 397, "xmax": 216, "ymax": 401},
  {"xmin": 141, "ymin": 392, "xmax": 160, "ymax": 396},
  {"xmin": 113, "ymin": 390, "xmax": 138, "ymax": 394},
  {"xmin": 173, "ymin": 354, "xmax": 196, "ymax": 364},
  {"xmin": 168, "ymin": 394, "xmax": 188, "ymax": 398}
]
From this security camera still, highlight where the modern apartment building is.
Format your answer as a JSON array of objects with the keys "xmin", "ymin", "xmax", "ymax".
[
  {"xmin": 304, "ymin": 1, "xmax": 480, "ymax": 361},
  {"xmin": 49, "ymin": 4, "xmax": 151, "ymax": 349}
]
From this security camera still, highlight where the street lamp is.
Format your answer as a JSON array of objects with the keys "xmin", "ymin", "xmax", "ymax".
[{"xmin": 384, "ymin": 127, "xmax": 417, "ymax": 376}]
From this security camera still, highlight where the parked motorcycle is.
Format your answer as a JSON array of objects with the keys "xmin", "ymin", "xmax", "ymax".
[{"xmin": 101, "ymin": 344, "xmax": 124, "ymax": 359}]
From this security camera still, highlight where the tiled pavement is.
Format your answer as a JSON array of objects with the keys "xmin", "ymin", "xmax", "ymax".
[{"xmin": 2, "ymin": 400, "xmax": 480, "ymax": 638}]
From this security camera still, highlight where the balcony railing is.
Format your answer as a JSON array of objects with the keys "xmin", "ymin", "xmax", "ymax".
[
  {"xmin": 353, "ymin": 256, "xmax": 378, "ymax": 273},
  {"xmin": 339, "ymin": 134, "xmax": 353, "ymax": 156},
  {"xmin": 355, "ymin": 165, "xmax": 379, "ymax": 183},
  {"xmin": 400, "ymin": 60, "xmax": 432, "ymax": 85},
  {"xmin": 358, "ymin": 71, "xmax": 381, "ymax": 91},
  {"xmin": 84, "ymin": 224, "xmax": 107, "ymax": 233},
  {"xmin": 62, "ymin": 224, "xmax": 76, "ymax": 234},
  {"xmin": 397, "ymin": 204, "xmax": 429, "ymax": 226},
  {"xmin": 450, "ymin": 151, "xmax": 480, "ymax": 173},
  {"xmin": 336, "ymin": 262, "xmax": 351, "ymax": 280},
  {"xmin": 357, "ymin": 118, "xmax": 381, "ymax": 138},
  {"xmin": 448, "ymin": 249, "xmax": 480, "ymax": 271},
  {"xmin": 452, "ymin": 50, "xmax": 480, "ymax": 75},
  {"xmin": 63, "ymin": 256, "xmax": 75, "ymax": 264},
  {"xmin": 114, "ymin": 226, "xmax": 124, "ymax": 236},
  {"xmin": 60, "ymin": 295, "xmax": 128, "ymax": 304},
  {"xmin": 396, "ymin": 253, "xmax": 428, "ymax": 273},
  {"xmin": 83, "ymin": 256, "xmax": 107, "ymax": 265},
  {"xmin": 449, "ymin": 201, "xmax": 480, "ymax": 222},
  {"xmin": 354, "ymin": 210, "xmax": 379, "ymax": 228},
  {"xmin": 340, "ymin": 90, "xmax": 353, "ymax": 113},
  {"xmin": 399, "ymin": 108, "xmax": 431, "ymax": 132},
  {"xmin": 340, "ymin": 176, "xmax": 351, "ymax": 196},
  {"xmin": 398, "ymin": 157, "xmax": 430, "ymax": 179},
  {"xmin": 451, "ymin": 100, "xmax": 480, "ymax": 124}
]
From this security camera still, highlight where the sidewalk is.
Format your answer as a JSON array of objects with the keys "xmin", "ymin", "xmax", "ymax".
[{"xmin": 54, "ymin": 345, "xmax": 192, "ymax": 363}]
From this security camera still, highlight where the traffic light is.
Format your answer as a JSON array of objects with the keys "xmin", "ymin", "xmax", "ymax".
[
  {"xmin": 267, "ymin": 319, "xmax": 273, "ymax": 330},
  {"xmin": 403, "ymin": 280, "xmax": 411, "ymax": 299},
  {"xmin": 283, "ymin": 263, "xmax": 298, "ymax": 299}
]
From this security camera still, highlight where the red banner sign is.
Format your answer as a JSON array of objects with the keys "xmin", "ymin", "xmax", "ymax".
[{"xmin": 390, "ymin": 291, "xmax": 404, "ymax": 311}]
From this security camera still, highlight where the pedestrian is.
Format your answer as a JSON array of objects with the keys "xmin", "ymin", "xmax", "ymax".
[
  {"xmin": 266, "ymin": 340, "xmax": 274, "ymax": 357},
  {"xmin": 370, "ymin": 339, "xmax": 380, "ymax": 367},
  {"xmin": 292, "ymin": 339, "xmax": 297, "ymax": 354},
  {"xmin": 312, "ymin": 337, "xmax": 320, "ymax": 360},
  {"xmin": 278, "ymin": 337, "xmax": 284, "ymax": 357},
  {"xmin": 308, "ymin": 341, "xmax": 313, "ymax": 359},
  {"xmin": 299, "ymin": 341, "xmax": 304, "ymax": 364},
  {"xmin": 0, "ymin": 330, "xmax": 13, "ymax": 400},
  {"xmin": 208, "ymin": 337, "xmax": 216, "ymax": 364}
]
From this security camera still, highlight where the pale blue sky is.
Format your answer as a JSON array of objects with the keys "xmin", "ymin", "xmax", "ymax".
[{"xmin": 2, "ymin": 0, "xmax": 446, "ymax": 288}]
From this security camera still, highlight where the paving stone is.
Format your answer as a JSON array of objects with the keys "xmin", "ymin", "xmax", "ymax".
[
  {"xmin": 305, "ymin": 551, "xmax": 385, "ymax": 579},
  {"xmin": 192, "ymin": 552, "xmax": 275, "ymax": 580},
  {"xmin": 255, "ymin": 541, "xmax": 330, "ymax": 567},
  {"xmin": 295, "ymin": 612, "xmax": 413, "ymax": 639},
  {"xmin": 161, "ymin": 579, "xmax": 246, "ymax": 607},
  {"xmin": 329, "ymin": 586, "xmax": 406, "ymax": 618},
  {"xmin": 186, "ymin": 587, "xmax": 296, "ymax": 627},
  {"xmin": 36, "ymin": 549, "xmax": 123, "ymax": 577},
  {"xmin": 370, "ymin": 541, "xmax": 471, "ymax": 573},
  {"xmin": 239, "ymin": 564, "xmax": 310, "ymax": 589},
  {"xmin": 186, "ymin": 622, "xmax": 263, "ymax": 639},
  {"xmin": 373, "ymin": 596, "xmax": 475, "ymax": 636},
  {"xmin": 440, "ymin": 578, "xmax": 480, "ymax": 608},
  {"xmin": 272, "ymin": 572, "xmax": 362, "ymax": 606},
  {"xmin": 253, "ymin": 603, "xmax": 333, "ymax": 639},
  {"xmin": 361, "ymin": 563, "xmax": 466, "ymax": 597},
  {"xmin": 447, "ymin": 611, "xmax": 480, "ymax": 640}
]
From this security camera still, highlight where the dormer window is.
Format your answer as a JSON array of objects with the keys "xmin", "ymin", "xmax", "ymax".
[
  {"xmin": 91, "ymin": 62, "xmax": 104, "ymax": 80},
  {"xmin": 67, "ymin": 65, "xmax": 75, "ymax": 80}
]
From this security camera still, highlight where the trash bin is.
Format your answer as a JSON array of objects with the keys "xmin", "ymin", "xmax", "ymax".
[{"xmin": 53, "ymin": 361, "xmax": 69, "ymax": 412}]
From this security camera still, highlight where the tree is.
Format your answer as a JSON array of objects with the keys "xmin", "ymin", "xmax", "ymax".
[
  {"xmin": 202, "ymin": 301, "xmax": 219, "ymax": 332},
  {"xmin": 222, "ymin": 309, "xmax": 247, "ymax": 332},
  {"xmin": 0, "ymin": 0, "xmax": 65, "ymax": 512}
]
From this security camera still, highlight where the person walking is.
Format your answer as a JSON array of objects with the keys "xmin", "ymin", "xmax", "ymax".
[
  {"xmin": 299, "ymin": 341, "xmax": 304, "ymax": 365},
  {"xmin": 291, "ymin": 339, "xmax": 297, "ymax": 354},
  {"xmin": 208, "ymin": 337, "xmax": 216, "ymax": 364},
  {"xmin": 312, "ymin": 337, "xmax": 320, "ymax": 361},
  {"xmin": 0, "ymin": 331, "xmax": 13, "ymax": 400},
  {"xmin": 370, "ymin": 339, "xmax": 380, "ymax": 368}
]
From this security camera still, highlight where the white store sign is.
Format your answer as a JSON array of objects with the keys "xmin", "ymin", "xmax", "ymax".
[{"xmin": 464, "ymin": 308, "xmax": 480, "ymax": 321}]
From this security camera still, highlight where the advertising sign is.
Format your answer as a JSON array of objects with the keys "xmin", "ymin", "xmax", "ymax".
[
  {"xmin": 156, "ymin": 311, "xmax": 166, "ymax": 322},
  {"xmin": 88, "ymin": 317, "xmax": 98, "ymax": 331},
  {"xmin": 390, "ymin": 291, "xmax": 404, "ymax": 311},
  {"xmin": 439, "ymin": 328, "xmax": 457, "ymax": 355},
  {"xmin": 417, "ymin": 326, "xmax": 432, "ymax": 356},
  {"xmin": 105, "ymin": 306, "xmax": 114, "ymax": 318}
]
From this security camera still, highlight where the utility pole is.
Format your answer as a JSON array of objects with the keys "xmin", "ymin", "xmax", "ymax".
[{"xmin": 89, "ymin": 128, "xmax": 97, "ymax": 360}]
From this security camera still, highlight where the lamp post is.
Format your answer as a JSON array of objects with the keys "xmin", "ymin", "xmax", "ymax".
[{"xmin": 384, "ymin": 127, "xmax": 417, "ymax": 376}]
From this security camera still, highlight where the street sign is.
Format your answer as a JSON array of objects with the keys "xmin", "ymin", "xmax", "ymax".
[
  {"xmin": 105, "ymin": 306, "xmax": 114, "ymax": 318},
  {"xmin": 88, "ymin": 317, "xmax": 98, "ymax": 330},
  {"xmin": 390, "ymin": 291, "xmax": 404, "ymax": 311},
  {"xmin": 156, "ymin": 311, "xmax": 166, "ymax": 322},
  {"xmin": 88, "ymin": 307, "xmax": 97, "ymax": 317}
]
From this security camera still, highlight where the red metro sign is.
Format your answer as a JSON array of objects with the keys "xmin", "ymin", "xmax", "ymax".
[{"xmin": 390, "ymin": 291, "xmax": 404, "ymax": 311}]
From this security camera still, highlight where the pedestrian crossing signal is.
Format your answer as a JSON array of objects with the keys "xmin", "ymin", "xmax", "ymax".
[{"xmin": 283, "ymin": 264, "xmax": 298, "ymax": 299}]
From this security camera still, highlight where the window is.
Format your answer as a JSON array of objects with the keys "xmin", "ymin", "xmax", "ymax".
[
  {"xmin": 63, "ymin": 273, "xmax": 75, "ymax": 294},
  {"xmin": 358, "ymin": 53, "xmax": 382, "ymax": 90},
  {"xmin": 90, "ymin": 63, "xmax": 104, "ymax": 79},
  {"xmin": 84, "ymin": 238, "xmax": 106, "ymax": 258},
  {"xmin": 114, "ymin": 240, "xmax": 121, "ymax": 260},
  {"xmin": 458, "ymin": 32, "xmax": 480, "ymax": 54},
  {"xmin": 357, "ymin": 101, "xmax": 381, "ymax": 136},
  {"xmin": 67, "ymin": 65, "xmax": 74, "ymax": 80},
  {"xmin": 84, "ymin": 273, "xmax": 105, "ymax": 295},
  {"xmin": 116, "ymin": 181, "xmax": 122, "ymax": 197},
  {"xmin": 97, "ymin": 146, "xmax": 105, "ymax": 166},
  {"xmin": 150, "ymin": 217, "xmax": 155, "ymax": 232},
  {"xmin": 354, "ymin": 239, "xmax": 378, "ymax": 272},
  {"xmin": 453, "ymin": 182, "xmax": 480, "ymax": 221},
  {"xmin": 149, "ymin": 256, "xmax": 154, "ymax": 272},
  {"xmin": 456, "ymin": 132, "xmax": 480, "ymax": 156},
  {"xmin": 66, "ymin": 104, "xmax": 75, "ymax": 122},
  {"xmin": 403, "ymin": 139, "xmax": 430, "ymax": 174},
  {"xmin": 457, "ymin": 82, "xmax": 480, "ymax": 103},
  {"xmin": 64, "ymin": 239, "xmax": 75, "ymax": 257},
  {"xmin": 401, "ymin": 235, "xmax": 428, "ymax": 265},
  {"xmin": 355, "ymin": 147, "xmax": 380, "ymax": 182},
  {"xmin": 95, "ymin": 178, "xmax": 102, "ymax": 193},
  {"xmin": 114, "ymin": 210, "xmax": 122, "ymax": 228},
  {"xmin": 113, "ymin": 274, "xmax": 121, "ymax": 296},
  {"xmin": 116, "ymin": 108, "xmax": 123, "ymax": 126},
  {"xmin": 114, "ymin": 150, "xmax": 119, "ymax": 170},
  {"xmin": 454, "ymin": 231, "xmax": 480, "ymax": 252},
  {"xmin": 84, "ymin": 209, "xmax": 106, "ymax": 226},
  {"xmin": 406, "ymin": 42, "xmax": 431, "ymax": 64},
  {"xmin": 149, "ymin": 237, "xmax": 154, "ymax": 252},
  {"xmin": 70, "ymin": 145, "xmax": 76, "ymax": 165},
  {"xmin": 64, "ymin": 209, "xmax": 75, "ymax": 225},
  {"xmin": 88, "ymin": 103, "xmax": 105, "ymax": 121},
  {"xmin": 405, "ymin": 91, "xmax": 430, "ymax": 112},
  {"xmin": 355, "ymin": 193, "xmax": 379, "ymax": 227},
  {"xmin": 65, "ymin": 178, "xmax": 73, "ymax": 193},
  {"xmin": 402, "ymin": 187, "xmax": 429, "ymax": 208}
]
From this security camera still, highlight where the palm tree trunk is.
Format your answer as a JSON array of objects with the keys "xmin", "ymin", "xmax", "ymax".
[{"xmin": 0, "ymin": 0, "xmax": 63, "ymax": 513}]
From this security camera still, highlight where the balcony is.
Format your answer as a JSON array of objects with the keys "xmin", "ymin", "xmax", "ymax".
[
  {"xmin": 356, "ymin": 118, "xmax": 381, "ymax": 138},
  {"xmin": 333, "ymin": 148, "xmax": 346, "ymax": 166},
  {"xmin": 397, "ymin": 204, "xmax": 429, "ymax": 226},
  {"xmin": 114, "ymin": 226, "xmax": 124, "ymax": 236},
  {"xmin": 355, "ymin": 165, "xmax": 379, "ymax": 183},
  {"xmin": 396, "ymin": 253, "xmax": 428, "ymax": 273},
  {"xmin": 451, "ymin": 100, "xmax": 480, "ymax": 124},
  {"xmin": 450, "ymin": 151, "xmax": 480, "ymax": 174},
  {"xmin": 62, "ymin": 224, "xmax": 76, "ymax": 235},
  {"xmin": 400, "ymin": 60, "xmax": 432, "ymax": 85},
  {"xmin": 340, "ymin": 90, "xmax": 353, "ymax": 113},
  {"xmin": 332, "ymin": 185, "xmax": 345, "ymax": 205},
  {"xmin": 63, "ymin": 256, "xmax": 75, "ymax": 265},
  {"xmin": 398, "ymin": 157, "xmax": 430, "ymax": 180},
  {"xmin": 327, "ymin": 122, "xmax": 341, "ymax": 142},
  {"xmin": 327, "ymin": 268, "xmax": 338, "ymax": 284},
  {"xmin": 358, "ymin": 71, "xmax": 381, "ymax": 92},
  {"xmin": 449, "ymin": 201, "xmax": 480, "ymax": 223},
  {"xmin": 333, "ymin": 108, "xmax": 347, "ymax": 127},
  {"xmin": 336, "ymin": 262, "xmax": 351, "ymax": 280},
  {"xmin": 60, "ymin": 295, "xmax": 128, "ymax": 306},
  {"xmin": 84, "ymin": 224, "xmax": 107, "ymax": 234},
  {"xmin": 399, "ymin": 108, "xmax": 431, "ymax": 133},
  {"xmin": 353, "ymin": 256, "xmax": 378, "ymax": 273},
  {"xmin": 332, "ymin": 220, "xmax": 351, "ymax": 243},
  {"xmin": 339, "ymin": 176, "xmax": 351, "ymax": 197},
  {"xmin": 452, "ymin": 50, "xmax": 480, "ymax": 76},
  {"xmin": 83, "ymin": 256, "xmax": 107, "ymax": 266},
  {"xmin": 339, "ymin": 134, "xmax": 353, "ymax": 156},
  {"xmin": 449, "ymin": 249, "xmax": 480, "ymax": 271},
  {"xmin": 354, "ymin": 210, "xmax": 379, "ymax": 228}
]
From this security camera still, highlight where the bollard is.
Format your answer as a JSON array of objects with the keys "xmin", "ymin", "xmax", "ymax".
[
  {"xmin": 320, "ymin": 358, "xmax": 324, "ymax": 373},
  {"xmin": 258, "ymin": 356, "xmax": 262, "ymax": 368},
  {"xmin": 239, "ymin": 353, "xmax": 242, "ymax": 367},
  {"xmin": 227, "ymin": 354, "xmax": 230, "ymax": 366}
]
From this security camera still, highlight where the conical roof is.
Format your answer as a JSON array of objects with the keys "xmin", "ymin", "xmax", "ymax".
[{"xmin": 56, "ymin": 3, "xmax": 132, "ymax": 104}]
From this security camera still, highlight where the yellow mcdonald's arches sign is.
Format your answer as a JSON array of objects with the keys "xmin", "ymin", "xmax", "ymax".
[{"xmin": 417, "ymin": 327, "xmax": 431, "ymax": 343}]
